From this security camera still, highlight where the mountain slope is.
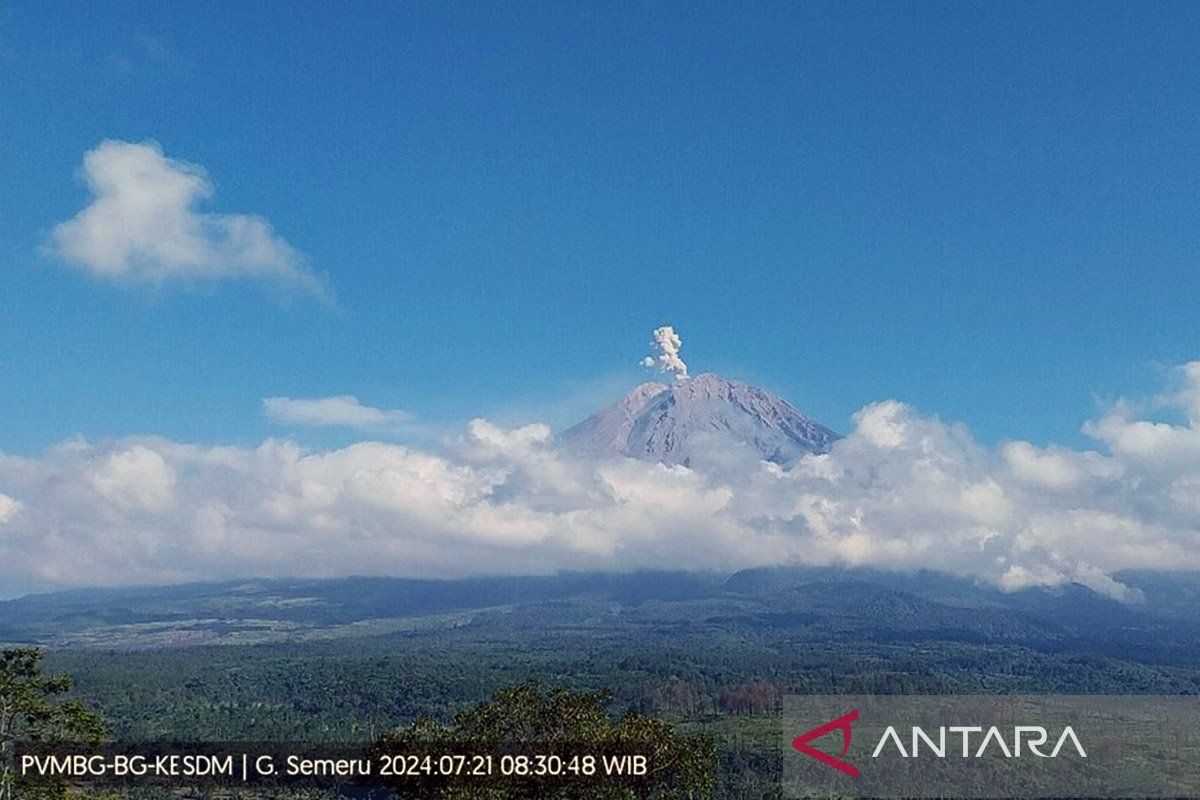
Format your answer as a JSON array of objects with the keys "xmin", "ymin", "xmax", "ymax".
[
  {"xmin": 559, "ymin": 373, "xmax": 839, "ymax": 465},
  {"xmin": 7, "ymin": 569, "xmax": 1200, "ymax": 662}
]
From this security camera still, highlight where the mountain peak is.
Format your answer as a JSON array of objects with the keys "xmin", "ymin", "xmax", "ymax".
[{"xmin": 560, "ymin": 373, "xmax": 839, "ymax": 466}]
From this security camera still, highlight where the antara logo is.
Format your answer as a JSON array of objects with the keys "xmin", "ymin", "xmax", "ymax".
[
  {"xmin": 792, "ymin": 709, "xmax": 1088, "ymax": 778},
  {"xmin": 792, "ymin": 709, "xmax": 860, "ymax": 778}
]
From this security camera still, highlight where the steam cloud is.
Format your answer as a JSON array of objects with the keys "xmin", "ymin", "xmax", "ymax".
[
  {"xmin": 641, "ymin": 325, "xmax": 688, "ymax": 379},
  {"xmin": 4, "ymin": 363, "xmax": 1200, "ymax": 599}
]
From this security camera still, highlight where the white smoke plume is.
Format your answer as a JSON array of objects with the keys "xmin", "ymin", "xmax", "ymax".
[{"xmin": 641, "ymin": 325, "xmax": 688, "ymax": 379}]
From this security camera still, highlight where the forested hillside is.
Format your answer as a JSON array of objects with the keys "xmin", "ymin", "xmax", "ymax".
[{"xmin": 19, "ymin": 568, "xmax": 1200, "ymax": 799}]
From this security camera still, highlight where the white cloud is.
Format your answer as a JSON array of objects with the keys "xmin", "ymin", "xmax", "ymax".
[
  {"xmin": 264, "ymin": 395, "xmax": 413, "ymax": 432},
  {"xmin": 1164, "ymin": 361, "xmax": 1200, "ymax": 424},
  {"xmin": 50, "ymin": 140, "xmax": 329, "ymax": 299},
  {"xmin": 0, "ymin": 493, "xmax": 20, "ymax": 525},
  {"xmin": 89, "ymin": 445, "xmax": 176, "ymax": 513},
  {"xmin": 1002, "ymin": 442, "xmax": 1092, "ymax": 490},
  {"xmin": 4, "ymin": 365, "xmax": 1200, "ymax": 598}
]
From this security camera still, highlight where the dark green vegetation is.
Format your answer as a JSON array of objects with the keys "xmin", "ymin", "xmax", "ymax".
[
  {"xmin": 4, "ymin": 567, "xmax": 1200, "ymax": 798},
  {"xmin": 0, "ymin": 648, "xmax": 107, "ymax": 800},
  {"xmin": 376, "ymin": 680, "xmax": 714, "ymax": 798}
]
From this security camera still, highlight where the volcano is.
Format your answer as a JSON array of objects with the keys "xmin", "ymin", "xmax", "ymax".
[{"xmin": 559, "ymin": 373, "xmax": 839, "ymax": 466}]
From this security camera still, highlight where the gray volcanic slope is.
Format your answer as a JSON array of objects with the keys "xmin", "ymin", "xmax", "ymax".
[{"xmin": 559, "ymin": 373, "xmax": 840, "ymax": 466}]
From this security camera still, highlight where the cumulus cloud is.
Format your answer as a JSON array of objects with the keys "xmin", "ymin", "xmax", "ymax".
[
  {"xmin": 4, "ymin": 365, "xmax": 1200, "ymax": 598},
  {"xmin": 0, "ymin": 493, "xmax": 20, "ymax": 525},
  {"xmin": 88, "ymin": 444, "xmax": 177, "ymax": 513},
  {"xmin": 263, "ymin": 395, "xmax": 414, "ymax": 432},
  {"xmin": 641, "ymin": 326, "xmax": 688, "ymax": 379},
  {"xmin": 50, "ymin": 140, "xmax": 329, "ymax": 299}
]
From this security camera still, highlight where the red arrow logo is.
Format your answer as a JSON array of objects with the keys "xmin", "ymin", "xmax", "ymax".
[{"xmin": 791, "ymin": 708, "xmax": 859, "ymax": 778}]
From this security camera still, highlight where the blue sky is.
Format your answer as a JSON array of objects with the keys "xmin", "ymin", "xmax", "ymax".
[{"xmin": 3, "ymin": 1, "xmax": 1200, "ymax": 455}]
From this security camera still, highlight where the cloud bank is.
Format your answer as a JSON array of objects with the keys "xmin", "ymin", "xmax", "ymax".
[
  {"xmin": 264, "ymin": 395, "xmax": 414, "ymax": 432},
  {"xmin": 50, "ymin": 140, "xmax": 329, "ymax": 299},
  {"xmin": 4, "ymin": 365, "xmax": 1200, "ymax": 599}
]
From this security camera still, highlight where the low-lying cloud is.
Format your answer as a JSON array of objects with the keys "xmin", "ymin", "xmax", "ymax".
[
  {"xmin": 50, "ymin": 140, "xmax": 329, "ymax": 300},
  {"xmin": 4, "ymin": 365, "xmax": 1200, "ymax": 599}
]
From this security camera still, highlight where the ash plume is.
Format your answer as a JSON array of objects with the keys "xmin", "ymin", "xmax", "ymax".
[{"xmin": 641, "ymin": 325, "xmax": 688, "ymax": 380}]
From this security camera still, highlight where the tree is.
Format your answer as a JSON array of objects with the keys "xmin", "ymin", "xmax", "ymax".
[
  {"xmin": 717, "ymin": 682, "xmax": 782, "ymax": 717},
  {"xmin": 0, "ymin": 648, "xmax": 108, "ymax": 800},
  {"xmin": 373, "ymin": 680, "xmax": 715, "ymax": 799}
]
